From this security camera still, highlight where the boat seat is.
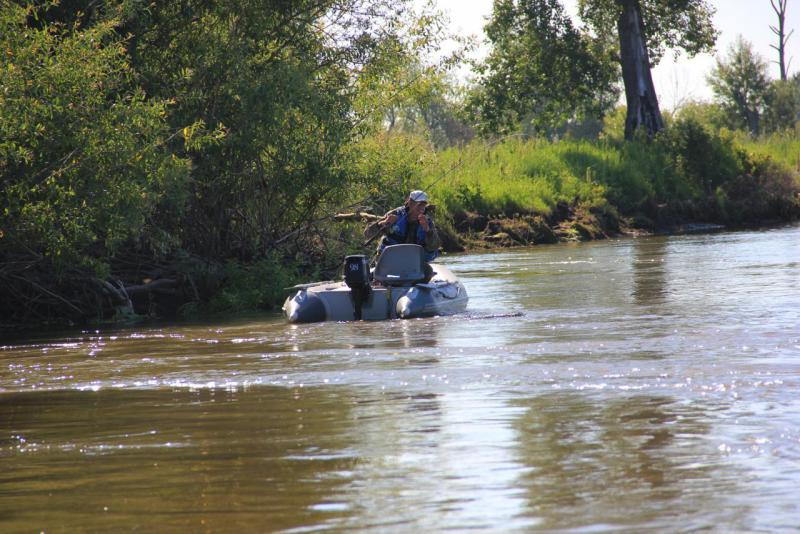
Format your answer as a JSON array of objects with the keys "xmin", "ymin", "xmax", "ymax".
[{"xmin": 373, "ymin": 244, "xmax": 427, "ymax": 286}]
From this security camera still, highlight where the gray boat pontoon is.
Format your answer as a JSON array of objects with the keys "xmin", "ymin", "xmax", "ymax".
[{"xmin": 283, "ymin": 244, "xmax": 468, "ymax": 323}]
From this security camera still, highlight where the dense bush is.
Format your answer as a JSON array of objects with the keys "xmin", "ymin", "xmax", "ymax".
[
  {"xmin": 0, "ymin": 4, "xmax": 188, "ymax": 274},
  {"xmin": 655, "ymin": 118, "xmax": 742, "ymax": 196},
  {"xmin": 0, "ymin": 0, "xmax": 447, "ymax": 326}
]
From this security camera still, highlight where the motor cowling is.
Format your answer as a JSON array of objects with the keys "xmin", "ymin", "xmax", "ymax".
[
  {"xmin": 344, "ymin": 255, "xmax": 369, "ymax": 288},
  {"xmin": 344, "ymin": 254, "xmax": 371, "ymax": 320}
]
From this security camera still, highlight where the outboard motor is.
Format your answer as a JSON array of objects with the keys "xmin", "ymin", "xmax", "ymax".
[{"xmin": 344, "ymin": 254, "xmax": 371, "ymax": 320}]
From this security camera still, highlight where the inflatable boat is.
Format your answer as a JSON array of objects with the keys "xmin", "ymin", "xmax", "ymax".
[{"xmin": 283, "ymin": 244, "xmax": 468, "ymax": 323}]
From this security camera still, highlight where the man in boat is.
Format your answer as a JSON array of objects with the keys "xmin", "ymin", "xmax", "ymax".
[{"xmin": 372, "ymin": 190, "xmax": 440, "ymax": 263}]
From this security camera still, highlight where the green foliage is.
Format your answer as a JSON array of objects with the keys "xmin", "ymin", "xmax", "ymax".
[
  {"xmin": 423, "ymin": 138, "xmax": 609, "ymax": 218},
  {"xmin": 383, "ymin": 69, "xmax": 475, "ymax": 149},
  {"xmin": 469, "ymin": 0, "xmax": 619, "ymax": 136},
  {"xmin": 655, "ymin": 118, "xmax": 742, "ymax": 195},
  {"xmin": 708, "ymin": 36, "xmax": 770, "ymax": 136},
  {"xmin": 0, "ymin": 3, "xmax": 188, "ymax": 273},
  {"xmin": 353, "ymin": 3, "xmax": 474, "ymax": 149},
  {"xmin": 764, "ymin": 78, "xmax": 800, "ymax": 133},
  {"xmin": 600, "ymin": 105, "xmax": 627, "ymax": 141},
  {"xmin": 738, "ymin": 129, "xmax": 800, "ymax": 174},
  {"xmin": 348, "ymin": 133, "xmax": 436, "ymax": 214},
  {"xmin": 1, "ymin": 0, "xmax": 467, "ymax": 326},
  {"xmin": 417, "ymin": 122, "xmax": 799, "ymax": 226},
  {"xmin": 122, "ymin": 1, "xmax": 363, "ymax": 258},
  {"xmin": 672, "ymin": 101, "xmax": 730, "ymax": 132},
  {"xmin": 577, "ymin": 0, "xmax": 717, "ymax": 64},
  {"xmin": 208, "ymin": 254, "xmax": 298, "ymax": 314}
]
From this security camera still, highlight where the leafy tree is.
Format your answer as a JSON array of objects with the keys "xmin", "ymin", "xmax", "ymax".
[
  {"xmin": 0, "ymin": 2, "xmax": 187, "ymax": 272},
  {"xmin": 122, "ymin": 2, "xmax": 352, "ymax": 258},
  {"xmin": 672, "ymin": 101, "xmax": 729, "ymax": 132},
  {"xmin": 708, "ymin": 37, "xmax": 771, "ymax": 136},
  {"xmin": 578, "ymin": 0, "xmax": 717, "ymax": 139},
  {"xmin": 0, "ymin": 0, "xmax": 442, "ymax": 269},
  {"xmin": 469, "ymin": 0, "xmax": 619, "ymax": 136},
  {"xmin": 382, "ymin": 67, "xmax": 474, "ymax": 148},
  {"xmin": 1, "ymin": 0, "xmax": 455, "ymax": 324},
  {"xmin": 764, "ymin": 76, "xmax": 800, "ymax": 132},
  {"xmin": 351, "ymin": 5, "xmax": 473, "ymax": 149}
]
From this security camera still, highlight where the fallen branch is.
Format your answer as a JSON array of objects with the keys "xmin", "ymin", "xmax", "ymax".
[
  {"xmin": 9, "ymin": 274, "xmax": 84, "ymax": 316},
  {"xmin": 124, "ymin": 278, "xmax": 178, "ymax": 297},
  {"xmin": 333, "ymin": 211, "xmax": 382, "ymax": 222}
]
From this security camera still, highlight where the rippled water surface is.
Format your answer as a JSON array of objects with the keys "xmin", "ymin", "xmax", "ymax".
[{"xmin": 2, "ymin": 226, "xmax": 800, "ymax": 532}]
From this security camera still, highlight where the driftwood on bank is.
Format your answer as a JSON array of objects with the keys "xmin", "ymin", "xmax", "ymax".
[
  {"xmin": 124, "ymin": 278, "xmax": 178, "ymax": 297},
  {"xmin": 335, "ymin": 205, "xmax": 436, "ymax": 221},
  {"xmin": 335, "ymin": 205, "xmax": 439, "ymax": 246},
  {"xmin": 333, "ymin": 211, "xmax": 382, "ymax": 222},
  {"xmin": 332, "ymin": 211, "xmax": 385, "ymax": 245}
]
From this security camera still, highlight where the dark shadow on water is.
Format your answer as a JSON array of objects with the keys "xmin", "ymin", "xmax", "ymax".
[{"xmin": 632, "ymin": 237, "xmax": 669, "ymax": 305}]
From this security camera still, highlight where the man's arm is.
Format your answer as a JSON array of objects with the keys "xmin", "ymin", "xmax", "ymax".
[
  {"xmin": 379, "ymin": 207, "xmax": 402, "ymax": 228},
  {"xmin": 423, "ymin": 217, "xmax": 440, "ymax": 253},
  {"xmin": 364, "ymin": 207, "xmax": 401, "ymax": 240}
]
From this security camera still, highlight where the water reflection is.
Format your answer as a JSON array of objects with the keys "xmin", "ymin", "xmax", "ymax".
[
  {"xmin": 632, "ymin": 237, "xmax": 669, "ymax": 305},
  {"xmin": 0, "ymin": 387, "xmax": 360, "ymax": 532},
  {"xmin": 340, "ymin": 388, "xmax": 533, "ymax": 531},
  {"xmin": 339, "ymin": 317, "xmax": 442, "ymax": 351},
  {"xmin": 511, "ymin": 393, "xmax": 749, "ymax": 530}
]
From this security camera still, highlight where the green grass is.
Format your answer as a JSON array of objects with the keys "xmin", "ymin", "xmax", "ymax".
[
  {"xmin": 402, "ymin": 121, "xmax": 800, "ymax": 226},
  {"xmin": 738, "ymin": 128, "xmax": 800, "ymax": 175},
  {"xmin": 418, "ymin": 136, "xmax": 671, "ymax": 219},
  {"xmin": 421, "ymin": 138, "xmax": 612, "ymax": 218}
]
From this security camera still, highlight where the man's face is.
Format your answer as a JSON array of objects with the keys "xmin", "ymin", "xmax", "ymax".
[{"xmin": 409, "ymin": 200, "xmax": 427, "ymax": 218}]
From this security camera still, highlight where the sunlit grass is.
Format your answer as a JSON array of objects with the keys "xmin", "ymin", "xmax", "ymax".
[
  {"xmin": 411, "ymin": 124, "xmax": 800, "ymax": 224},
  {"xmin": 739, "ymin": 129, "xmax": 800, "ymax": 176},
  {"xmin": 420, "ymin": 138, "xmax": 602, "ymax": 217},
  {"xmin": 419, "ymin": 137, "xmax": 674, "ymax": 218}
]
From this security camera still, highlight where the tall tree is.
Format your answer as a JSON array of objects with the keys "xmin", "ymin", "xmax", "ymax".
[
  {"xmin": 578, "ymin": 0, "xmax": 717, "ymax": 139},
  {"xmin": 769, "ymin": 0, "xmax": 794, "ymax": 81},
  {"xmin": 708, "ymin": 37, "xmax": 771, "ymax": 136},
  {"xmin": 1, "ymin": 0, "xmax": 450, "ymax": 324},
  {"xmin": 119, "ymin": 0, "xmax": 433, "ymax": 259},
  {"xmin": 470, "ymin": 0, "xmax": 619, "ymax": 136},
  {"xmin": 764, "ymin": 75, "xmax": 800, "ymax": 132},
  {"xmin": 0, "ymin": 2, "xmax": 187, "ymax": 269}
]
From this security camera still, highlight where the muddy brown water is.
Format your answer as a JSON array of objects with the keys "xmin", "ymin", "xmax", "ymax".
[{"xmin": 2, "ymin": 225, "xmax": 799, "ymax": 532}]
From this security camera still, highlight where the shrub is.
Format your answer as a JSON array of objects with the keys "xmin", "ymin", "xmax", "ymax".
[
  {"xmin": 656, "ymin": 118, "xmax": 742, "ymax": 195},
  {"xmin": 0, "ymin": 5, "xmax": 188, "ymax": 274},
  {"xmin": 207, "ymin": 253, "xmax": 299, "ymax": 314}
]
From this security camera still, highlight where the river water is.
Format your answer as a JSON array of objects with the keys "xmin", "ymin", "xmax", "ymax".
[{"xmin": 2, "ymin": 225, "xmax": 799, "ymax": 532}]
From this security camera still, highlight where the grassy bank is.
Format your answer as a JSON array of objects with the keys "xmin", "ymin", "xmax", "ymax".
[{"xmin": 415, "ymin": 121, "xmax": 800, "ymax": 243}]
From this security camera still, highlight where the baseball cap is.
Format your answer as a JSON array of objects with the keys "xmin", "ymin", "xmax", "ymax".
[{"xmin": 409, "ymin": 190, "xmax": 429, "ymax": 202}]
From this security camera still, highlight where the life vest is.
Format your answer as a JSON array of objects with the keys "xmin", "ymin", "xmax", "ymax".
[{"xmin": 378, "ymin": 207, "xmax": 438, "ymax": 261}]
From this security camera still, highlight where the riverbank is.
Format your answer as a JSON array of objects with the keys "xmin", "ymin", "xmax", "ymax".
[
  {"xmin": 421, "ymin": 124, "xmax": 800, "ymax": 253},
  {"xmin": 439, "ymin": 201, "xmax": 793, "ymax": 253},
  {"xmin": 2, "ymin": 126, "xmax": 799, "ymax": 334}
]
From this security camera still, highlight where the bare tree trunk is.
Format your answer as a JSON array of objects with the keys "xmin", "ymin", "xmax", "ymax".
[
  {"xmin": 746, "ymin": 109, "xmax": 761, "ymax": 137},
  {"xmin": 617, "ymin": 0, "xmax": 665, "ymax": 140},
  {"xmin": 770, "ymin": 0, "xmax": 794, "ymax": 81}
]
